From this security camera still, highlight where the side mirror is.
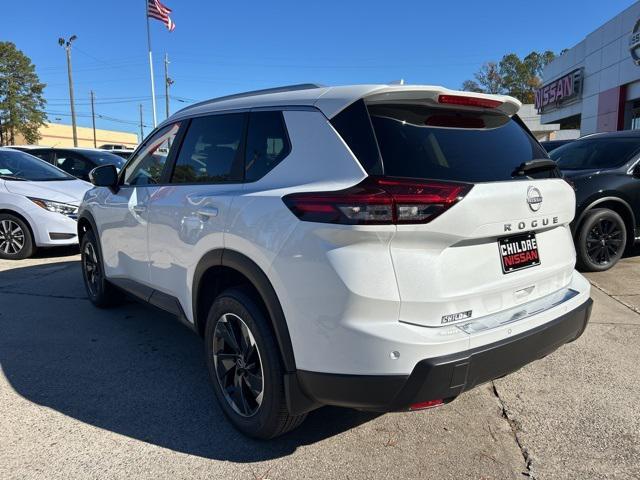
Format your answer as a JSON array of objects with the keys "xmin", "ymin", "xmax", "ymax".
[
  {"xmin": 633, "ymin": 163, "xmax": 640, "ymax": 179},
  {"xmin": 89, "ymin": 164, "xmax": 119, "ymax": 189}
]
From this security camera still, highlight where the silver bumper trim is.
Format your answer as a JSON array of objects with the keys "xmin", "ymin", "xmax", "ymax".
[{"xmin": 455, "ymin": 288, "xmax": 580, "ymax": 335}]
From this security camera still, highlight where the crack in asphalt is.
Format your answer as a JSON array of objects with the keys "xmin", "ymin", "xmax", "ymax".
[
  {"xmin": 591, "ymin": 283, "xmax": 640, "ymax": 316},
  {"xmin": 491, "ymin": 382, "xmax": 535, "ymax": 479}
]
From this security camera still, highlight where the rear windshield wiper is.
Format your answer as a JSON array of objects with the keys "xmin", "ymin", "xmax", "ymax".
[
  {"xmin": 512, "ymin": 159, "xmax": 559, "ymax": 177},
  {"xmin": 0, "ymin": 174, "xmax": 26, "ymax": 181}
]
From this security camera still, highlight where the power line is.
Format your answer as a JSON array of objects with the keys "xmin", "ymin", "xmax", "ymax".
[{"xmin": 45, "ymin": 111, "xmax": 150, "ymax": 128}]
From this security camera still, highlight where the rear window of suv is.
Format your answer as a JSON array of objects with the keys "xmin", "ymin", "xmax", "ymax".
[
  {"xmin": 331, "ymin": 100, "xmax": 551, "ymax": 182},
  {"xmin": 367, "ymin": 103, "xmax": 549, "ymax": 182}
]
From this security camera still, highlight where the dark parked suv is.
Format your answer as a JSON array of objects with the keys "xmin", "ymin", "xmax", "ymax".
[
  {"xmin": 550, "ymin": 131, "xmax": 640, "ymax": 271},
  {"xmin": 28, "ymin": 148, "xmax": 125, "ymax": 182}
]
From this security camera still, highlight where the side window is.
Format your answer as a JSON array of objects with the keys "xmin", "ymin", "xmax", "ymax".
[
  {"xmin": 245, "ymin": 111, "xmax": 290, "ymax": 182},
  {"xmin": 54, "ymin": 152, "xmax": 93, "ymax": 180},
  {"xmin": 123, "ymin": 122, "xmax": 181, "ymax": 186},
  {"xmin": 171, "ymin": 113, "xmax": 246, "ymax": 184},
  {"xmin": 31, "ymin": 150, "xmax": 53, "ymax": 163}
]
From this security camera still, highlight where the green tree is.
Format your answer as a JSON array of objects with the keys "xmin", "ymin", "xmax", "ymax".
[
  {"xmin": 499, "ymin": 51, "xmax": 555, "ymax": 103},
  {"xmin": 0, "ymin": 42, "xmax": 46, "ymax": 145},
  {"xmin": 462, "ymin": 50, "xmax": 556, "ymax": 104}
]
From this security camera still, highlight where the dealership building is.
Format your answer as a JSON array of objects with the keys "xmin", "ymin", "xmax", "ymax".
[{"xmin": 538, "ymin": 1, "xmax": 640, "ymax": 134}]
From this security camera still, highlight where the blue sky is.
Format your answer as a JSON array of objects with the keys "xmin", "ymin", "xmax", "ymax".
[{"xmin": 4, "ymin": 0, "xmax": 638, "ymax": 139}]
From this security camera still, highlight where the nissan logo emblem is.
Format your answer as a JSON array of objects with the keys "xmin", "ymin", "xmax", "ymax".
[{"xmin": 527, "ymin": 186, "xmax": 543, "ymax": 212}]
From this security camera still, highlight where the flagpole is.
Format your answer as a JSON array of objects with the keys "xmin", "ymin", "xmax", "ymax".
[{"xmin": 145, "ymin": 0, "xmax": 158, "ymax": 128}]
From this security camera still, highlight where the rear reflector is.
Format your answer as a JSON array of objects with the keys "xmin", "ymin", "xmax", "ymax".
[
  {"xmin": 438, "ymin": 94, "xmax": 502, "ymax": 109},
  {"xmin": 283, "ymin": 177, "xmax": 471, "ymax": 225},
  {"xmin": 410, "ymin": 399, "xmax": 444, "ymax": 410}
]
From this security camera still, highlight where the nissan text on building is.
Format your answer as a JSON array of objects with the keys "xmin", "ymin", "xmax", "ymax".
[{"xmin": 538, "ymin": 2, "xmax": 640, "ymax": 134}]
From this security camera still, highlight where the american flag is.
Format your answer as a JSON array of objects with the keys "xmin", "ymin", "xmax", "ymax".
[{"xmin": 147, "ymin": 0, "xmax": 175, "ymax": 31}]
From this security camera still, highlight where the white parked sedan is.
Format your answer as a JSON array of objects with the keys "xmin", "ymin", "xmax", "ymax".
[{"xmin": 0, "ymin": 147, "xmax": 91, "ymax": 259}]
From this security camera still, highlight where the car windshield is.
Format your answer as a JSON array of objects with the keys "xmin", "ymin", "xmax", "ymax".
[
  {"xmin": 0, "ymin": 150, "xmax": 73, "ymax": 181},
  {"xmin": 550, "ymin": 137, "xmax": 640, "ymax": 170},
  {"xmin": 81, "ymin": 150, "xmax": 126, "ymax": 168}
]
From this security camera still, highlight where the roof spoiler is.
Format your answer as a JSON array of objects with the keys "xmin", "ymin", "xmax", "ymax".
[{"xmin": 362, "ymin": 86, "xmax": 521, "ymax": 117}]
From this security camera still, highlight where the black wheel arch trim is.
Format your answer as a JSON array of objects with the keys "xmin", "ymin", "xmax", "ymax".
[
  {"xmin": 193, "ymin": 248, "xmax": 298, "ymax": 374},
  {"xmin": 77, "ymin": 212, "xmax": 101, "ymax": 250},
  {"xmin": 574, "ymin": 196, "xmax": 636, "ymax": 238}
]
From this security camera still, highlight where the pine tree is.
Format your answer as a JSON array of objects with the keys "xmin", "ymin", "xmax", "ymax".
[{"xmin": 0, "ymin": 42, "xmax": 47, "ymax": 145}]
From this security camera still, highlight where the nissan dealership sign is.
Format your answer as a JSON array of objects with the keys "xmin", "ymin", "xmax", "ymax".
[{"xmin": 534, "ymin": 68, "xmax": 583, "ymax": 113}]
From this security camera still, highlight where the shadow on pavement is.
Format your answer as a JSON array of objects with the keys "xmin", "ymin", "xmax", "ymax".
[
  {"xmin": 0, "ymin": 260, "xmax": 379, "ymax": 461},
  {"xmin": 33, "ymin": 245, "xmax": 79, "ymax": 258}
]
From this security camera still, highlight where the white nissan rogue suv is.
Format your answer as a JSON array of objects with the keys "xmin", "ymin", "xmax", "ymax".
[{"xmin": 78, "ymin": 84, "xmax": 593, "ymax": 439}]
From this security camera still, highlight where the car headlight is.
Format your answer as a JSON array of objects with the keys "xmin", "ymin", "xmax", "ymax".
[{"xmin": 28, "ymin": 197, "xmax": 78, "ymax": 217}]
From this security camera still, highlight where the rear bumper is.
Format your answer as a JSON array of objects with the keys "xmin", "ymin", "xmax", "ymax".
[{"xmin": 295, "ymin": 297, "xmax": 592, "ymax": 412}]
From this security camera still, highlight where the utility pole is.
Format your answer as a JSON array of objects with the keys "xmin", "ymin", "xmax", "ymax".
[
  {"xmin": 58, "ymin": 36, "xmax": 78, "ymax": 147},
  {"xmin": 139, "ymin": 104, "xmax": 144, "ymax": 142},
  {"xmin": 164, "ymin": 53, "xmax": 173, "ymax": 119},
  {"xmin": 90, "ymin": 90, "xmax": 97, "ymax": 148}
]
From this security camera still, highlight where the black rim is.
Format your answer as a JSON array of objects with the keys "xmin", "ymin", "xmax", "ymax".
[
  {"xmin": 83, "ymin": 241, "xmax": 100, "ymax": 296},
  {"xmin": 0, "ymin": 219, "xmax": 25, "ymax": 255},
  {"xmin": 586, "ymin": 217, "xmax": 624, "ymax": 265},
  {"xmin": 213, "ymin": 313, "xmax": 264, "ymax": 417}
]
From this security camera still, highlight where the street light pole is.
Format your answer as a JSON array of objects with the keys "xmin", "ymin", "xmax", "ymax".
[
  {"xmin": 90, "ymin": 90, "xmax": 97, "ymax": 148},
  {"xmin": 58, "ymin": 36, "xmax": 78, "ymax": 147}
]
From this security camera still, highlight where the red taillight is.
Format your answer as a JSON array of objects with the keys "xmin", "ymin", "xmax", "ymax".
[
  {"xmin": 410, "ymin": 399, "xmax": 444, "ymax": 410},
  {"xmin": 438, "ymin": 94, "xmax": 502, "ymax": 109},
  {"xmin": 283, "ymin": 177, "xmax": 471, "ymax": 225}
]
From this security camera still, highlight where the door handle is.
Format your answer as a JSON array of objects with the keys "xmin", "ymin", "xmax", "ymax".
[
  {"xmin": 197, "ymin": 205, "xmax": 219, "ymax": 218},
  {"xmin": 132, "ymin": 204, "xmax": 147, "ymax": 213}
]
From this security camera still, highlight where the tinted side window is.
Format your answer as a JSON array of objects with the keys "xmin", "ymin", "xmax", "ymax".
[
  {"xmin": 30, "ymin": 150, "xmax": 53, "ymax": 163},
  {"xmin": 245, "ymin": 111, "xmax": 291, "ymax": 182},
  {"xmin": 171, "ymin": 114, "xmax": 246, "ymax": 184},
  {"xmin": 124, "ymin": 122, "xmax": 181, "ymax": 185},
  {"xmin": 54, "ymin": 152, "xmax": 93, "ymax": 180},
  {"xmin": 368, "ymin": 104, "xmax": 550, "ymax": 182},
  {"xmin": 550, "ymin": 138, "xmax": 640, "ymax": 170}
]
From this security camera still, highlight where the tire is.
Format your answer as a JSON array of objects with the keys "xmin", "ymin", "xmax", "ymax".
[
  {"xmin": 80, "ymin": 230, "xmax": 119, "ymax": 308},
  {"xmin": 205, "ymin": 287, "xmax": 306, "ymax": 439},
  {"xmin": 0, "ymin": 213, "xmax": 35, "ymax": 260},
  {"xmin": 576, "ymin": 208, "xmax": 627, "ymax": 272}
]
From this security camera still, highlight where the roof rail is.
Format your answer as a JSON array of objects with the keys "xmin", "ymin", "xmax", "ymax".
[{"xmin": 174, "ymin": 83, "xmax": 325, "ymax": 115}]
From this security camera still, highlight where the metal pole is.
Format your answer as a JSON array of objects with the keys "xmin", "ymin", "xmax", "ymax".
[
  {"xmin": 90, "ymin": 90, "xmax": 97, "ymax": 148},
  {"xmin": 139, "ymin": 104, "xmax": 144, "ymax": 141},
  {"xmin": 164, "ymin": 53, "xmax": 170, "ymax": 119},
  {"xmin": 65, "ymin": 45, "xmax": 78, "ymax": 147},
  {"xmin": 145, "ymin": 1, "xmax": 158, "ymax": 128}
]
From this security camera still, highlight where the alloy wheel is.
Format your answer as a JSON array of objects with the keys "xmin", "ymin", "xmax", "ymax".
[
  {"xmin": 586, "ymin": 218, "xmax": 624, "ymax": 266},
  {"xmin": 212, "ymin": 313, "xmax": 264, "ymax": 417},
  {"xmin": 83, "ymin": 241, "xmax": 101, "ymax": 296},
  {"xmin": 0, "ymin": 220, "xmax": 25, "ymax": 255}
]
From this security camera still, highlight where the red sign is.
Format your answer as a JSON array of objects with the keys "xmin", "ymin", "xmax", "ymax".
[{"xmin": 535, "ymin": 69, "xmax": 582, "ymax": 112}]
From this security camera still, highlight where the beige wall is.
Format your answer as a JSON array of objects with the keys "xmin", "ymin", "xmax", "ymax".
[{"xmin": 16, "ymin": 122, "xmax": 138, "ymax": 148}]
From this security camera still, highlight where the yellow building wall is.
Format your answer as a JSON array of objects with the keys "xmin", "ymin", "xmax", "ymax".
[{"xmin": 17, "ymin": 122, "xmax": 138, "ymax": 148}]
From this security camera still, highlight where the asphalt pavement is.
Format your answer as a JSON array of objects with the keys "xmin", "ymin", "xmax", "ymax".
[{"xmin": 1, "ymin": 246, "xmax": 639, "ymax": 480}]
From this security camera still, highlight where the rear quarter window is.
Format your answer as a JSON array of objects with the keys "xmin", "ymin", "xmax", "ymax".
[{"xmin": 244, "ymin": 111, "xmax": 291, "ymax": 182}]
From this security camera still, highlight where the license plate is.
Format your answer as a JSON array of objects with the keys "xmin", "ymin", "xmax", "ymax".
[{"xmin": 499, "ymin": 232, "xmax": 540, "ymax": 274}]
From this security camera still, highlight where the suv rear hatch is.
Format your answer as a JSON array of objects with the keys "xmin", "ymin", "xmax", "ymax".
[{"xmin": 331, "ymin": 90, "xmax": 577, "ymax": 327}]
